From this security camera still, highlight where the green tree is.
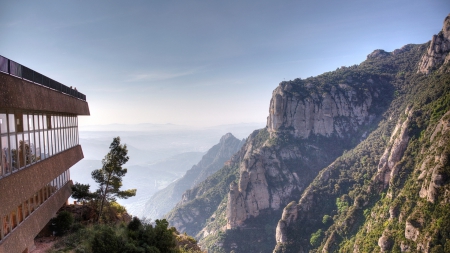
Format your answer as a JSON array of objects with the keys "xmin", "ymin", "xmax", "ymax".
[
  {"xmin": 71, "ymin": 182, "xmax": 96, "ymax": 204},
  {"xmin": 51, "ymin": 211, "xmax": 74, "ymax": 236},
  {"xmin": 91, "ymin": 225, "xmax": 121, "ymax": 253},
  {"xmin": 322, "ymin": 215, "xmax": 332, "ymax": 225},
  {"xmin": 310, "ymin": 229, "xmax": 323, "ymax": 247},
  {"xmin": 153, "ymin": 219, "xmax": 177, "ymax": 252},
  {"xmin": 91, "ymin": 137, "xmax": 136, "ymax": 222}
]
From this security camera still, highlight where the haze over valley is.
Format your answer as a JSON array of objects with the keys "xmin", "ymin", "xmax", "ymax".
[
  {"xmin": 70, "ymin": 122, "xmax": 263, "ymax": 217},
  {"xmin": 1, "ymin": 1, "xmax": 450, "ymax": 253}
]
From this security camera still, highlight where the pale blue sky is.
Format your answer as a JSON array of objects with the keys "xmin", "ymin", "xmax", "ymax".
[{"xmin": 1, "ymin": 1, "xmax": 449, "ymax": 127}]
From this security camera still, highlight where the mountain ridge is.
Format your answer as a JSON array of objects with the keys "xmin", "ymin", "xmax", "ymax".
[
  {"xmin": 165, "ymin": 13, "xmax": 450, "ymax": 253},
  {"xmin": 143, "ymin": 133, "xmax": 245, "ymax": 219}
]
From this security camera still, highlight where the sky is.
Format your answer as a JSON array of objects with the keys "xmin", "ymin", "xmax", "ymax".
[{"xmin": 0, "ymin": 1, "xmax": 449, "ymax": 127}]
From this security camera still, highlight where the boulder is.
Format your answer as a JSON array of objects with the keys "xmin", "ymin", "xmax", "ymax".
[{"xmin": 378, "ymin": 234, "xmax": 393, "ymax": 252}]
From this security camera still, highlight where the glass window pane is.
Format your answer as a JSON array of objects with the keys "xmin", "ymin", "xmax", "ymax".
[
  {"xmin": 1, "ymin": 136, "xmax": 9, "ymax": 175},
  {"xmin": 71, "ymin": 127, "xmax": 74, "ymax": 147},
  {"xmin": 56, "ymin": 129, "xmax": 59, "ymax": 153},
  {"xmin": 38, "ymin": 114, "xmax": 43, "ymax": 130},
  {"xmin": 0, "ymin": 114, "xmax": 7, "ymax": 134},
  {"xmin": 29, "ymin": 114, "xmax": 34, "ymax": 131},
  {"xmin": 23, "ymin": 133, "xmax": 30, "ymax": 167},
  {"xmin": 17, "ymin": 134, "xmax": 25, "ymax": 168},
  {"xmin": 33, "ymin": 115, "xmax": 38, "ymax": 130},
  {"xmin": 8, "ymin": 114, "xmax": 15, "ymax": 133},
  {"xmin": 50, "ymin": 130, "xmax": 54, "ymax": 156},
  {"xmin": 49, "ymin": 130, "xmax": 54, "ymax": 154},
  {"xmin": 43, "ymin": 115, "xmax": 47, "ymax": 129},
  {"xmin": 22, "ymin": 114, "xmax": 28, "ymax": 132},
  {"xmin": 10, "ymin": 134, "xmax": 17, "ymax": 171},
  {"xmin": 43, "ymin": 131, "xmax": 48, "ymax": 158},
  {"xmin": 36, "ymin": 130, "xmax": 44, "ymax": 161},
  {"xmin": 63, "ymin": 130, "xmax": 66, "ymax": 151},
  {"xmin": 29, "ymin": 132, "xmax": 36, "ymax": 164}
]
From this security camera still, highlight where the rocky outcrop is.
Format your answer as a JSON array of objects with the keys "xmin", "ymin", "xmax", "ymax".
[
  {"xmin": 418, "ymin": 14, "xmax": 450, "ymax": 74},
  {"xmin": 275, "ymin": 167, "xmax": 333, "ymax": 244},
  {"xmin": 267, "ymin": 80, "xmax": 377, "ymax": 139},
  {"xmin": 226, "ymin": 142, "xmax": 304, "ymax": 229},
  {"xmin": 418, "ymin": 110, "xmax": 450, "ymax": 203},
  {"xmin": 144, "ymin": 133, "xmax": 244, "ymax": 219},
  {"xmin": 375, "ymin": 107, "xmax": 412, "ymax": 189},
  {"xmin": 165, "ymin": 131, "xmax": 256, "ymax": 237},
  {"xmin": 378, "ymin": 233, "xmax": 394, "ymax": 252},
  {"xmin": 405, "ymin": 221, "xmax": 420, "ymax": 241},
  {"xmin": 274, "ymin": 201, "xmax": 298, "ymax": 242},
  {"xmin": 367, "ymin": 49, "xmax": 390, "ymax": 59},
  {"xmin": 226, "ymin": 182, "xmax": 246, "ymax": 228},
  {"xmin": 227, "ymin": 76, "xmax": 384, "ymax": 230}
]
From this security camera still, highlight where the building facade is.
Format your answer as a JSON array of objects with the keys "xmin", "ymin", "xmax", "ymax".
[{"xmin": 0, "ymin": 56, "xmax": 89, "ymax": 253}]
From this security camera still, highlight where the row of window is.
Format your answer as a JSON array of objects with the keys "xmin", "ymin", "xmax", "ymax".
[
  {"xmin": 0, "ymin": 112, "xmax": 79, "ymax": 178},
  {"xmin": 0, "ymin": 169, "xmax": 70, "ymax": 241}
]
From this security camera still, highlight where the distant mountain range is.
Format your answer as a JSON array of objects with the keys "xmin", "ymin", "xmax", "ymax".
[
  {"xmin": 143, "ymin": 133, "xmax": 245, "ymax": 220},
  {"xmin": 71, "ymin": 122, "xmax": 263, "ymax": 217}
]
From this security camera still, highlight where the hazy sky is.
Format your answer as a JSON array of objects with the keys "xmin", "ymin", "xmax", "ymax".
[{"xmin": 1, "ymin": 1, "xmax": 449, "ymax": 127}]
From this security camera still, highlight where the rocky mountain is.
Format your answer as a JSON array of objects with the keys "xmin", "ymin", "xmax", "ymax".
[
  {"xmin": 274, "ymin": 14, "xmax": 450, "ymax": 253},
  {"xmin": 143, "ymin": 133, "xmax": 244, "ymax": 219},
  {"xmin": 166, "ymin": 13, "xmax": 450, "ymax": 253}
]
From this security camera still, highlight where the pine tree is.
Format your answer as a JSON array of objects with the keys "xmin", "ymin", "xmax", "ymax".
[{"xmin": 91, "ymin": 137, "xmax": 136, "ymax": 222}]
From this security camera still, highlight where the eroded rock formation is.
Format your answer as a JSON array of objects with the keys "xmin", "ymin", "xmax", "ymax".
[
  {"xmin": 375, "ymin": 107, "xmax": 412, "ymax": 189},
  {"xmin": 226, "ymin": 78, "xmax": 382, "ymax": 230},
  {"xmin": 267, "ymin": 81, "xmax": 375, "ymax": 139},
  {"xmin": 418, "ymin": 110, "xmax": 450, "ymax": 203},
  {"xmin": 418, "ymin": 14, "xmax": 450, "ymax": 74}
]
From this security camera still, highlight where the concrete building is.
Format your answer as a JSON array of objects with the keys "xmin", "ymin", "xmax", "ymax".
[{"xmin": 0, "ymin": 56, "xmax": 89, "ymax": 253}]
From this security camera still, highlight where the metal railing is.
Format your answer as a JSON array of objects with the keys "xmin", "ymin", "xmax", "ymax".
[{"xmin": 0, "ymin": 55, "xmax": 86, "ymax": 101}]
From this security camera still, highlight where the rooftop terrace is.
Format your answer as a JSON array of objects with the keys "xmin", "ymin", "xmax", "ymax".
[{"xmin": 0, "ymin": 55, "xmax": 86, "ymax": 101}]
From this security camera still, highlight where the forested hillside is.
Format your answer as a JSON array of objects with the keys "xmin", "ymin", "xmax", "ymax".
[{"xmin": 164, "ymin": 14, "xmax": 450, "ymax": 253}]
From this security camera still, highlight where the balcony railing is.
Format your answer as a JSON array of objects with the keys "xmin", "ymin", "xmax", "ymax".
[{"xmin": 0, "ymin": 55, "xmax": 86, "ymax": 101}]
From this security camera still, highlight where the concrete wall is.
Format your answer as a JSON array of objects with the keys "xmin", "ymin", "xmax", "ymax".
[
  {"xmin": 0, "ymin": 72, "xmax": 90, "ymax": 115},
  {"xmin": 0, "ymin": 182, "xmax": 72, "ymax": 253},
  {"xmin": 0, "ymin": 146, "xmax": 84, "ymax": 215}
]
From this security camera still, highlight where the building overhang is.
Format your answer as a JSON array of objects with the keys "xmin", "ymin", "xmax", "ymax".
[
  {"xmin": 0, "ymin": 181, "xmax": 72, "ymax": 253},
  {"xmin": 0, "ymin": 72, "xmax": 90, "ymax": 115},
  {"xmin": 0, "ymin": 145, "xmax": 84, "ymax": 215}
]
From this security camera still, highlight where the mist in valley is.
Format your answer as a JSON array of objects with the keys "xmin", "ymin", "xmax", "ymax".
[{"xmin": 70, "ymin": 122, "xmax": 264, "ymax": 217}]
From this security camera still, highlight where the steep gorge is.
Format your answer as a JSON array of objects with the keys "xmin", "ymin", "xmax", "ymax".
[
  {"xmin": 144, "ymin": 133, "xmax": 244, "ymax": 219},
  {"xmin": 274, "ymin": 14, "xmax": 450, "ymax": 253},
  {"xmin": 165, "ymin": 13, "xmax": 450, "ymax": 253}
]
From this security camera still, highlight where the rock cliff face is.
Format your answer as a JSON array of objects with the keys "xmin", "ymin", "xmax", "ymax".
[
  {"xmin": 418, "ymin": 14, "xmax": 450, "ymax": 74},
  {"xmin": 375, "ymin": 107, "xmax": 412, "ymax": 189},
  {"xmin": 418, "ymin": 110, "xmax": 450, "ymax": 203},
  {"xmin": 165, "ymin": 131, "xmax": 255, "ymax": 236},
  {"xmin": 165, "ymin": 13, "xmax": 450, "ymax": 253},
  {"xmin": 226, "ymin": 77, "xmax": 386, "ymax": 231},
  {"xmin": 267, "ymin": 80, "xmax": 375, "ymax": 139},
  {"xmin": 273, "ymin": 15, "xmax": 450, "ymax": 252},
  {"xmin": 144, "ymin": 133, "xmax": 244, "ymax": 219}
]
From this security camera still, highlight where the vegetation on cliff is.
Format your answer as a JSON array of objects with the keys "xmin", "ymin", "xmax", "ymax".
[
  {"xmin": 48, "ymin": 137, "xmax": 203, "ymax": 253},
  {"xmin": 274, "ymin": 15, "xmax": 450, "ymax": 253},
  {"xmin": 48, "ymin": 215, "xmax": 204, "ymax": 253},
  {"xmin": 165, "ymin": 14, "xmax": 450, "ymax": 253}
]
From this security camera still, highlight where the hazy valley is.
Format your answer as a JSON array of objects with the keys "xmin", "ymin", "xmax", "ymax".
[{"xmin": 70, "ymin": 123, "xmax": 264, "ymax": 218}]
